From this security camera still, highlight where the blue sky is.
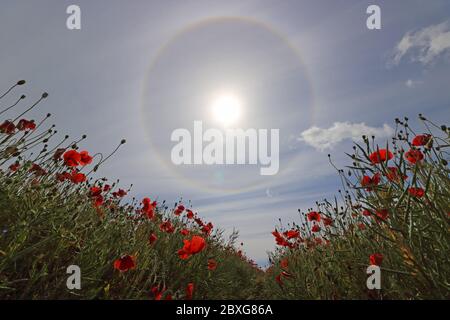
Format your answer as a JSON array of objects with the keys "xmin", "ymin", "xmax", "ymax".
[{"xmin": 1, "ymin": 0, "xmax": 450, "ymax": 266}]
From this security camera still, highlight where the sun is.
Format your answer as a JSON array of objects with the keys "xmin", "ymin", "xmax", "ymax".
[{"xmin": 211, "ymin": 94, "xmax": 242, "ymax": 127}]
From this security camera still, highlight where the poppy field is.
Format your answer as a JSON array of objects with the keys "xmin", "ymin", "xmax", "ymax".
[{"xmin": 0, "ymin": 80, "xmax": 449, "ymax": 300}]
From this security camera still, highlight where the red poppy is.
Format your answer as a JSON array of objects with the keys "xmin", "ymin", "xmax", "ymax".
[
  {"xmin": 284, "ymin": 229, "xmax": 299, "ymax": 239},
  {"xmin": 113, "ymin": 188, "xmax": 127, "ymax": 198},
  {"xmin": 412, "ymin": 134, "xmax": 431, "ymax": 146},
  {"xmin": 358, "ymin": 223, "xmax": 366, "ymax": 230},
  {"xmin": 185, "ymin": 283, "xmax": 194, "ymax": 300},
  {"xmin": 178, "ymin": 235, "xmax": 206, "ymax": 260},
  {"xmin": 0, "ymin": 120, "xmax": 16, "ymax": 134},
  {"xmin": 160, "ymin": 221, "xmax": 175, "ymax": 233},
  {"xmin": 362, "ymin": 209, "xmax": 372, "ymax": 216},
  {"xmin": 186, "ymin": 209, "xmax": 194, "ymax": 219},
  {"xmin": 385, "ymin": 166, "xmax": 407, "ymax": 182},
  {"xmin": 201, "ymin": 222, "xmax": 213, "ymax": 235},
  {"xmin": 405, "ymin": 149, "xmax": 423, "ymax": 164},
  {"xmin": 113, "ymin": 255, "xmax": 136, "ymax": 272},
  {"xmin": 63, "ymin": 150, "xmax": 81, "ymax": 167},
  {"xmin": 369, "ymin": 253, "xmax": 383, "ymax": 266},
  {"xmin": 148, "ymin": 233, "xmax": 157, "ymax": 245},
  {"xmin": 151, "ymin": 286, "xmax": 164, "ymax": 300},
  {"xmin": 275, "ymin": 274, "xmax": 283, "ymax": 286},
  {"xmin": 408, "ymin": 187, "xmax": 425, "ymax": 198},
  {"xmin": 311, "ymin": 225, "xmax": 321, "ymax": 233},
  {"xmin": 375, "ymin": 209, "xmax": 389, "ymax": 221},
  {"xmin": 79, "ymin": 150, "xmax": 93, "ymax": 166},
  {"xmin": 369, "ymin": 149, "xmax": 393, "ymax": 164},
  {"xmin": 56, "ymin": 172, "xmax": 71, "ymax": 182},
  {"xmin": 361, "ymin": 173, "xmax": 381, "ymax": 191},
  {"xmin": 142, "ymin": 197, "xmax": 157, "ymax": 219},
  {"xmin": 307, "ymin": 211, "xmax": 321, "ymax": 222},
  {"xmin": 180, "ymin": 228, "xmax": 189, "ymax": 236},
  {"xmin": 280, "ymin": 258, "xmax": 288, "ymax": 269},
  {"xmin": 323, "ymin": 217, "xmax": 333, "ymax": 226},
  {"xmin": 9, "ymin": 162, "xmax": 20, "ymax": 172},
  {"xmin": 89, "ymin": 186, "xmax": 102, "ymax": 197},
  {"xmin": 103, "ymin": 184, "xmax": 111, "ymax": 192},
  {"xmin": 17, "ymin": 119, "xmax": 36, "ymax": 131},
  {"xmin": 70, "ymin": 170, "xmax": 86, "ymax": 184},
  {"xmin": 207, "ymin": 259, "xmax": 217, "ymax": 271},
  {"xmin": 93, "ymin": 195, "xmax": 104, "ymax": 207}
]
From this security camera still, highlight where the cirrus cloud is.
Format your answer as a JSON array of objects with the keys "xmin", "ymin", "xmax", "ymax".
[{"xmin": 299, "ymin": 122, "xmax": 394, "ymax": 151}]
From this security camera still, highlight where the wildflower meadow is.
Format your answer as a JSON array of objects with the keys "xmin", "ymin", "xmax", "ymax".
[{"xmin": 0, "ymin": 80, "xmax": 448, "ymax": 300}]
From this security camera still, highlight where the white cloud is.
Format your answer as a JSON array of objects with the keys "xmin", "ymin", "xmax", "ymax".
[
  {"xmin": 405, "ymin": 79, "xmax": 423, "ymax": 88},
  {"xmin": 299, "ymin": 122, "xmax": 394, "ymax": 151},
  {"xmin": 392, "ymin": 21, "xmax": 450, "ymax": 65}
]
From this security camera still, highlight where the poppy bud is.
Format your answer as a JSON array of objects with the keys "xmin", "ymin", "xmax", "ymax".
[
  {"xmin": 20, "ymin": 95, "xmax": 26, "ymax": 99},
  {"xmin": 42, "ymin": 92, "xmax": 48, "ymax": 98},
  {"xmin": 17, "ymin": 80, "xmax": 26, "ymax": 85},
  {"xmin": 121, "ymin": 139, "xmax": 126, "ymax": 144}
]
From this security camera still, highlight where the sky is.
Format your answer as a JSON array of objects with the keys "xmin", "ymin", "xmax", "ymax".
[{"xmin": 1, "ymin": 0, "xmax": 450, "ymax": 266}]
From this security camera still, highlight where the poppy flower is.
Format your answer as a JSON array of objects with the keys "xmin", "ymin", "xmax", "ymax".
[
  {"xmin": 275, "ymin": 274, "xmax": 283, "ymax": 286},
  {"xmin": 151, "ymin": 286, "xmax": 165, "ymax": 300},
  {"xmin": 142, "ymin": 197, "xmax": 157, "ymax": 219},
  {"xmin": 63, "ymin": 150, "xmax": 81, "ymax": 167},
  {"xmin": 408, "ymin": 187, "xmax": 425, "ymax": 198},
  {"xmin": 369, "ymin": 253, "xmax": 383, "ymax": 266},
  {"xmin": 103, "ymin": 184, "xmax": 111, "ymax": 192},
  {"xmin": 405, "ymin": 149, "xmax": 423, "ymax": 164},
  {"xmin": 207, "ymin": 259, "xmax": 217, "ymax": 271},
  {"xmin": 56, "ymin": 172, "xmax": 71, "ymax": 182},
  {"xmin": 412, "ymin": 134, "xmax": 431, "ymax": 147},
  {"xmin": 16, "ymin": 119, "xmax": 36, "ymax": 131},
  {"xmin": 369, "ymin": 149, "xmax": 393, "ymax": 164},
  {"xmin": 323, "ymin": 217, "xmax": 333, "ymax": 226},
  {"xmin": 113, "ymin": 188, "xmax": 127, "ymax": 198},
  {"xmin": 89, "ymin": 186, "xmax": 102, "ymax": 197},
  {"xmin": 362, "ymin": 209, "xmax": 372, "ymax": 216},
  {"xmin": 284, "ymin": 229, "xmax": 299, "ymax": 239},
  {"xmin": 385, "ymin": 167, "xmax": 407, "ymax": 182},
  {"xmin": 307, "ymin": 211, "xmax": 321, "ymax": 222},
  {"xmin": 201, "ymin": 222, "xmax": 213, "ymax": 235},
  {"xmin": 361, "ymin": 173, "xmax": 381, "ymax": 191},
  {"xmin": 93, "ymin": 195, "xmax": 104, "ymax": 207},
  {"xmin": 311, "ymin": 225, "xmax": 321, "ymax": 233},
  {"xmin": 160, "ymin": 221, "xmax": 175, "ymax": 233},
  {"xmin": 185, "ymin": 283, "xmax": 194, "ymax": 300},
  {"xmin": 70, "ymin": 170, "xmax": 86, "ymax": 184},
  {"xmin": 186, "ymin": 209, "xmax": 194, "ymax": 219},
  {"xmin": 174, "ymin": 204, "xmax": 185, "ymax": 215},
  {"xmin": 113, "ymin": 255, "xmax": 136, "ymax": 272},
  {"xmin": 9, "ymin": 162, "xmax": 20, "ymax": 172},
  {"xmin": 180, "ymin": 229, "xmax": 189, "ymax": 236},
  {"xmin": 375, "ymin": 209, "xmax": 389, "ymax": 221},
  {"xmin": 178, "ymin": 235, "xmax": 206, "ymax": 260},
  {"xmin": 0, "ymin": 120, "xmax": 16, "ymax": 134},
  {"xmin": 148, "ymin": 233, "xmax": 157, "ymax": 245},
  {"xmin": 280, "ymin": 258, "xmax": 288, "ymax": 269},
  {"xmin": 358, "ymin": 223, "xmax": 366, "ymax": 230},
  {"xmin": 79, "ymin": 150, "xmax": 93, "ymax": 166}
]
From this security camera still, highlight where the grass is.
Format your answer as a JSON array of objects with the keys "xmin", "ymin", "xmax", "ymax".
[{"xmin": 0, "ymin": 80, "xmax": 449, "ymax": 299}]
